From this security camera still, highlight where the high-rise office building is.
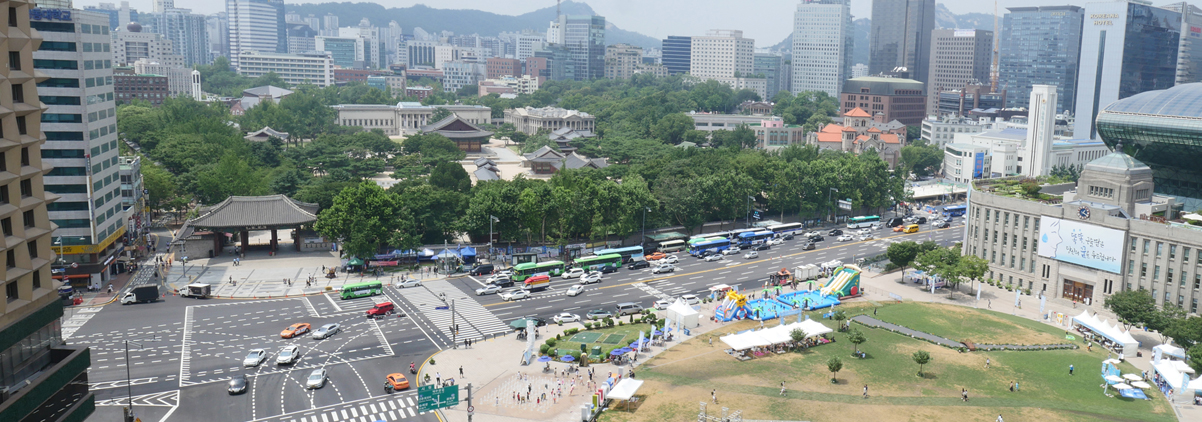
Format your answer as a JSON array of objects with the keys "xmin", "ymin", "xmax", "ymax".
[
  {"xmin": 661, "ymin": 36, "xmax": 691, "ymax": 75},
  {"xmin": 113, "ymin": 23, "xmax": 184, "ymax": 67},
  {"xmin": 315, "ymin": 36, "xmax": 359, "ymax": 68},
  {"xmin": 0, "ymin": 2, "xmax": 92, "ymax": 419},
  {"xmin": 153, "ymin": 0, "xmax": 173, "ymax": 13},
  {"xmin": 84, "ymin": 2, "xmax": 138, "ymax": 31},
  {"xmin": 753, "ymin": 53, "xmax": 784, "ymax": 100},
  {"xmin": 926, "ymin": 29, "xmax": 993, "ymax": 115},
  {"xmin": 548, "ymin": 15, "xmax": 605, "ymax": 81},
  {"xmin": 791, "ymin": 0, "xmax": 853, "ymax": 97},
  {"xmin": 1026, "ymin": 85, "xmax": 1058, "ymax": 177},
  {"xmin": 34, "ymin": 8, "xmax": 127, "ymax": 281},
  {"xmin": 322, "ymin": 13, "xmax": 338, "ymax": 37},
  {"xmin": 999, "ymin": 6, "xmax": 1084, "ymax": 113},
  {"xmin": 152, "ymin": 8, "xmax": 209, "ymax": 66},
  {"xmin": 1075, "ymin": 1, "xmax": 1181, "ymax": 139},
  {"xmin": 286, "ymin": 23, "xmax": 318, "ymax": 54},
  {"xmin": 868, "ymin": 0, "xmax": 935, "ymax": 84},
  {"xmin": 1163, "ymin": 2, "xmax": 1202, "ymax": 85},
  {"xmin": 226, "ymin": 0, "xmax": 286, "ymax": 69},
  {"xmin": 206, "ymin": 12, "xmax": 227, "ymax": 61},
  {"xmin": 690, "ymin": 30, "xmax": 765, "ymax": 98}
]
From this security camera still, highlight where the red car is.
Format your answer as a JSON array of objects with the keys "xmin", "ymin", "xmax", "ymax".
[{"xmin": 367, "ymin": 302, "xmax": 395, "ymax": 317}]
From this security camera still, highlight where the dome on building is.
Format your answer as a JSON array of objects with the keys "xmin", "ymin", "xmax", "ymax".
[
  {"xmin": 1082, "ymin": 150, "xmax": 1151, "ymax": 176},
  {"xmin": 127, "ymin": 22, "xmax": 142, "ymax": 32},
  {"xmin": 1100, "ymin": 83, "xmax": 1202, "ymax": 118}
]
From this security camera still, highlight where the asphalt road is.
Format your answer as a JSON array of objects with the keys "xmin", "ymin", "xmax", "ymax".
[
  {"xmin": 76, "ymin": 288, "xmax": 442, "ymax": 422},
  {"xmin": 446, "ymin": 219, "xmax": 965, "ymax": 325}
]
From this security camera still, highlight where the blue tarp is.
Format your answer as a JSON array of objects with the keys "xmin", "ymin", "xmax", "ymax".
[
  {"xmin": 459, "ymin": 247, "xmax": 477, "ymax": 264},
  {"xmin": 1119, "ymin": 388, "xmax": 1148, "ymax": 399}
]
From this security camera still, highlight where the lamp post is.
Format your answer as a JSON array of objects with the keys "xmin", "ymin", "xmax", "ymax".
[
  {"xmin": 827, "ymin": 188, "xmax": 839, "ymax": 225},
  {"xmin": 746, "ymin": 196, "xmax": 755, "ymax": 228},
  {"xmin": 488, "ymin": 215, "xmax": 498, "ymax": 264},
  {"xmin": 124, "ymin": 336, "xmax": 157, "ymax": 422},
  {"xmin": 641, "ymin": 207, "xmax": 650, "ymax": 247}
]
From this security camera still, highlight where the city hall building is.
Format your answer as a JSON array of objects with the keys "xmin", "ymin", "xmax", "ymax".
[{"xmin": 964, "ymin": 150, "xmax": 1200, "ymax": 313}]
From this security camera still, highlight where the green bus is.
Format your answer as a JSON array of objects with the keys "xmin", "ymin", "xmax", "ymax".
[
  {"xmin": 340, "ymin": 281, "xmax": 383, "ymax": 300},
  {"xmin": 574, "ymin": 254, "xmax": 622, "ymax": 272},
  {"xmin": 511, "ymin": 260, "xmax": 566, "ymax": 282}
]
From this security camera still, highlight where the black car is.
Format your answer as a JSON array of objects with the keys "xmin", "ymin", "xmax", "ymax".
[
  {"xmin": 828, "ymin": 229, "xmax": 843, "ymax": 236},
  {"xmin": 800, "ymin": 242, "xmax": 816, "ymax": 250},
  {"xmin": 935, "ymin": 221, "xmax": 950, "ymax": 228},
  {"xmin": 628, "ymin": 260, "xmax": 651, "ymax": 270},
  {"xmin": 916, "ymin": 217, "xmax": 928, "ymax": 224},
  {"xmin": 755, "ymin": 244, "xmax": 771, "ymax": 251},
  {"xmin": 809, "ymin": 235, "xmax": 825, "ymax": 242},
  {"xmin": 782, "ymin": 234, "xmax": 794, "ymax": 240},
  {"xmin": 469, "ymin": 264, "xmax": 495, "ymax": 276},
  {"xmin": 489, "ymin": 279, "xmax": 514, "ymax": 288},
  {"xmin": 886, "ymin": 217, "xmax": 905, "ymax": 227},
  {"xmin": 598, "ymin": 264, "xmax": 619, "ymax": 274},
  {"xmin": 228, "ymin": 375, "xmax": 248, "ymax": 395},
  {"xmin": 518, "ymin": 316, "xmax": 547, "ymax": 327}
]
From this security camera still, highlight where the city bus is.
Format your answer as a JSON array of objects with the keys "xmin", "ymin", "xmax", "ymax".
[
  {"xmin": 942, "ymin": 205, "xmax": 967, "ymax": 217},
  {"xmin": 574, "ymin": 254, "xmax": 623, "ymax": 272},
  {"xmin": 736, "ymin": 230, "xmax": 774, "ymax": 247},
  {"xmin": 724, "ymin": 229, "xmax": 755, "ymax": 240},
  {"xmin": 340, "ymin": 281, "xmax": 383, "ymax": 300},
  {"xmin": 687, "ymin": 236, "xmax": 712, "ymax": 246},
  {"xmin": 689, "ymin": 238, "xmax": 731, "ymax": 256},
  {"xmin": 658, "ymin": 239, "xmax": 687, "ymax": 253},
  {"xmin": 511, "ymin": 260, "xmax": 566, "ymax": 282},
  {"xmin": 846, "ymin": 215, "xmax": 881, "ymax": 229},
  {"xmin": 594, "ymin": 246, "xmax": 644, "ymax": 263},
  {"xmin": 768, "ymin": 223, "xmax": 804, "ymax": 237}
]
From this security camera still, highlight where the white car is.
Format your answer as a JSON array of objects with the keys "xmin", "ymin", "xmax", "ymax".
[
  {"xmin": 495, "ymin": 269, "xmax": 514, "ymax": 277},
  {"xmin": 857, "ymin": 228, "xmax": 872, "ymax": 235},
  {"xmin": 566, "ymin": 285, "xmax": 585, "ymax": 297},
  {"xmin": 680, "ymin": 294, "xmax": 700, "ymax": 305},
  {"xmin": 552, "ymin": 313, "xmax": 580, "ymax": 324},
  {"xmin": 704, "ymin": 254, "xmax": 723, "ymax": 262},
  {"xmin": 499, "ymin": 289, "xmax": 530, "ymax": 301},
  {"xmin": 744, "ymin": 251, "xmax": 759, "ymax": 259},
  {"xmin": 767, "ymin": 238, "xmax": 784, "ymax": 246},
  {"xmin": 580, "ymin": 272, "xmax": 602, "ymax": 284},
  {"xmin": 562, "ymin": 268, "xmax": 586, "ymax": 279},
  {"xmin": 837, "ymin": 235, "xmax": 854, "ymax": 242},
  {"xmin": 858, "ymin": 234, "xmax": 875, "ymax": 241},
  {"xmin": 653, "ymin": 300, "xmax": 671, "ymax": 310},
  {"xmin": 243, "ymin": 349, "xmax": 267, "ymax": 367},
  {"xmin": 723, "ymin": 247, "xmax": 741, "ymax": 256},
  {"xmin": 803, "ymin": 231, "xmax": 820, "ymax": 238},
  {"xmin": 662, "ymin": 255, "xmax": 679, "ymax": 265},
  {"xmin": 276, "ymin": 345, "xmax": 300, "ymax": 365},
  {"xmin": 397, "ymin": 279, "xmax": 422, "ymax": 288},
  {"xmin": 652, "ymin": 264, "xmax": 676, "ymax": 274},
  {"xmin": 306, "ymin": 368, "xmax": 327, "ymax": 389},
  {"xmin": 475, "ymin": 284, "xmax": 502, "ymax": 296},
  {"xmin": 484, "ymin": 274, "xmax": 508, "ymax": 284},
  {"xmin": 312, "ymin": 323, "xmax": 340, "ymax": 340}
]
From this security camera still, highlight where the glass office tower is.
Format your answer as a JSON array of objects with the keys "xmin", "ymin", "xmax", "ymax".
[{"xmin": 999, "ymin": 6, "xmax": 1084, "ymax": 113}]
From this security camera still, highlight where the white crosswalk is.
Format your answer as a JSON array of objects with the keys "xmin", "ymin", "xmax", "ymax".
[
  {"xmin": 395, "ymin": 280, "xmax": 510, "ymax": 342},
  {"xmin": 256, "ymin": 394, "xmax": 426, "ymax": 422},
  {"xmin": 62, "ymin": 306, "xmax": 102, "ymax": 339}
]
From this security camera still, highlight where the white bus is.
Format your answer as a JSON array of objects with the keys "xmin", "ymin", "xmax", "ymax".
[
  {"xmin": 846, "ymin": 215, "xmax": 881, "ymax": 229},
  {"xmin": 658, "ymin": 239, "xmax": 687, "ymax": 253},
  {"xmin": 768, "ymin": 223, "xmax": 804, "ymax": 236}
]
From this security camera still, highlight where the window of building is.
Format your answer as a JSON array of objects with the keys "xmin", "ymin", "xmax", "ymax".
[
  {"xmin": 1141, "ymin": 263, "xmax": 1147, "ymax": 277},
  {"xmin": 32, "ymin": 269, "xmax": 39, "ymax": 290},
  {"xmin": 1130, "ymin": 260, "xmax": 1135, "ymax": 275},
  {"xmin": 22, "ymin": 209, "xmax": 33, "ymax": 228},
  {"xmin": 1, "ymin": 217, "xmax": 10, "ymax": 237},
  {"xmin": 19, "ymin": 147, "xmax": 28, "ymax": 167},
  {"xmin": 5, "ymin": 280, "xmax": 15, "ymax": 301},
  {"xmin": 1144, "ymin": 240, "xmax": 1150, "ymax": 254},
  {"xmin": 16, "ymin": 116, "xmax": 26, "ymax": 135},
  {"xmin": 26, "ymin": 240, "xmax": 36, "ymax": 259},
  {"xmin": 1131, "ymin": 237, "xmax": 1138, "ymax": 252},
  {"xmin": 10, "ymin": 83, "xmax": 21, "ymax": 103},
  {"xmin": 1168, "ymin": 268, "xmax": 1174, "ymax": 284},
  {"xmin": 1154, "ymin": 265, "xmax": 1161, "ymax": 280},
  {"xmin": 1157, "ymin": 242, "xmax": 1164, "ymax": 257},
  {"xmin": 20, "ymin": 179, "xmax": 31, "ymax": 198}
]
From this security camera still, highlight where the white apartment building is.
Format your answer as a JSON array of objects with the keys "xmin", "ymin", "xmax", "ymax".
[
  {"xmin": 921, "ymin": 115, "xmax": 998, "ymax": 149},
  {"xmin": 690, "ymin": 30, "xmax": 754, "ymax": 79},
  {"xmin": 226, "ymin": 0, "xmax": 286, "ymax": 69},
  {"xmin": 236, "ymin": 51, "xmax": 334, "ymax": 87},
  {"xmin": 112, "ymin": 25, "xmax": 184, "ymax": 67},
  {"xmin": 133, "ymin": 59, "xmax": 191, "ymax": 97},
  {"xmin": 852, "ymin": 63, "xmax": 868, "ymax": 78},
  {"xmin": 34, "ymin": 8, "xmax": 126, "ymax": 274},
  {"xmin": 441, "ymin": 61, "xmax": 478, "ymax": 93},
  {"xmin": 943, "ymin": 143, "xmax": 993, "ymax": 183},
  {"xmin": 791, "ymin": 0, "xmax": 853, "ymax": 97}
]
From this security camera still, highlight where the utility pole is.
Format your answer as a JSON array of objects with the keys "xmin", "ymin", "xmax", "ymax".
[
  {"xmin": 489, "ymin": 215, "xmax": 498, "ymax": 263},
  {"xmin": 451, "ymin": 299, "xmax": 456, "ymax": 349},
  {"xmin": 123, "ymin": 336, "xmax": 157, "ymax": 422},
  {"xmin": 466, "ymin": 383, "xmax": 474, "ymax": 421},
  {"xmin": 746, "ymin": 196, "xmax": 754, "ymax": 228},
  {"xmin": 827, "ymin": 188, "xmax": 839, "ymax": 224},
  {"xmin": 641, "ymin": 207, "xmax": 649, "ymax": 247}
]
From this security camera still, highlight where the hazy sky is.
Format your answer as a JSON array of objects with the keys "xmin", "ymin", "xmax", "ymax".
[{"xmin": 82, "ymin": 0, "xmax": 1113, "ymax": 44}]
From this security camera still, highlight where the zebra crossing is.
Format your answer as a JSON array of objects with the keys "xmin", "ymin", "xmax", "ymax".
[
  {"xmin": 254, "ymin": 392, "xmax": 425, "ymax": 422},
  {"xmin": 95, "ymin": 390, "xmax": 178, "ymax": 407},
  {"xmin": 62, "ymin": 307, "xmax": 102, "ymax": 339},
  {"xmin": 394, "ymin": 280, "xmax": 510, "ymax": 342}
]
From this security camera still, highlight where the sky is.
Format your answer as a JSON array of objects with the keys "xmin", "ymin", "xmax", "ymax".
[{"xmin": 81, "ymin": 0, "xmax": 1116, "ymax": 45}]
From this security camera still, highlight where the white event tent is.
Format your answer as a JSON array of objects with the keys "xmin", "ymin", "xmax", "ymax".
[{"xmin": 1071, "ymin": 311, "xmax": 1139, "ymax": 354}]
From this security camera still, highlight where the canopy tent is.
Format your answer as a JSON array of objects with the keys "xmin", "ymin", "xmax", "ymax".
[
  {"xmin": 1072, "ymin": 311, "xmax": 1139, "ymax": 353},
  {"xmin": 458, "ymin": 247, "xmax": 477, "ymax": 264},
  {"xmin": 797, "ymin": 319, "xmax": 833, "ymax": 338},
  {"xmin": 720, "ymin": 333, "xmax": 760, "ymax": 351},
  {"xmin": 435, "ymin": 249, "xmax": 460, "ymax": 259},
  {"xmin": 1153, "ymin": 344, "xmax": 1187, "ymax": 363},
  {"xmin": 1183, "ymin": 213, "xmax": 1202, "ymax": 222},
  {"xmin": 607, "ymin": 379, "xmax": 644, "ymax": 401},
  {"xmin": 666, "ymin": 298, "xmax": 700, "ymax": 328},
  {"xmin": 1153, "ymin": 360, "xmax": 1196, "ymax": 390},
  {"xmin": 347, "ymin": 257, "xmax": 364, "ymax": 266},
  {"xmin": 720, "ymin": 320, "xmax": 835, "ymax": 352}
]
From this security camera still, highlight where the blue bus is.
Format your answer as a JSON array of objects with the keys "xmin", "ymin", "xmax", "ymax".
[
  {"xmin": 689, "ymin": 238, "xmax": 731, "ymax": 256},
  {"xmin": 736, "ymin": 230, "xmax": 773, "ymax": 247},
  {"xmin": 594, "ymin": 246, "xmax": 645, "ymax": 263},
  {"xmin": 724, "ymin": 229, "xmax": 755, "ymax": 240},
  {"xmin": 942, "ymin": 205, "xmax": 967, "ymax": 217}
]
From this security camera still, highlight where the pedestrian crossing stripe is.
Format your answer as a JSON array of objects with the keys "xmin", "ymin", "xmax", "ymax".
[{"xmin": 394, "ymin": 280, "xmax": 510, "ymax": 342}]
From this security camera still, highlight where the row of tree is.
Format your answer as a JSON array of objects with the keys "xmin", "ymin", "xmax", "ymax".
[
  {"xmin": 1105, "ymin": 289, "xmax": 1202, "ymax": 371},
  {"xmin": 886, "ymin": 241, "xmax": 990, "ymax": 293}
]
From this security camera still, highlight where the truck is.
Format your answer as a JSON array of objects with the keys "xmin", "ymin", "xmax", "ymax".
[
  {"xmin": 180, "ymin": 283, "xmax": 211, "ymax": 299},
  {"xmin": 120, "ymin": 284, "xmax": 160, "ymax": 305},
  {"xmin": 522, "ymin": 274, "xmax": 551, "ymax": 292}
]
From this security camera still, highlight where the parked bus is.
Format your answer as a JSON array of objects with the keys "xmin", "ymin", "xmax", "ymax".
[
  {"xmin": 687, "ymin": 236, "xmax": 712, "ymax": 246},
  {"xmin": 942, "ymin": 205, "xmax": 967, "ymax": 217},
  {"xmin": 340, "ymin": 281, "xmax": 383, "ymax": 300},
  {"xmin": 846, "ymin": 215, "xmax": 881, "ymax": 229},
  {"xmin": 768, "ymin": 223, "xmax": 804, "ymax": 237},
  {"xmin": 511, "ymin": 260, "xmax": 566, "ymax": 282},
  {"xmin": 736, "ymin": 230, "xmax": 774, "ymax": 247},
  {"xmin": 658, "ymin": 239, "xmax": 687, "ymax": 253},
  {"xmin": 574, "ymin": 254, "xmax": 623, "ymax": 272},
  {"xmin": 689, "ymin": 238, "xmax": 731, "ymax": 256},
  {"xmin": 593, "ymin": 246, "xmax": 644, "ymax": 263},
  {"xmin": 724, "ymin": 229, "xmax": 755, "ymax": 240}
]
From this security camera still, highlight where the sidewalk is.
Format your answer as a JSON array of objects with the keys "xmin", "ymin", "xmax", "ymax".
[{"xmin": 431, "ymin": 303, "xmax": 737, "ymax": 421}]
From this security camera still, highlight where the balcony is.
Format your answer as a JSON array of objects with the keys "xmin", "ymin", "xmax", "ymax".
[{"xmin": 0, "ymin": 345, "xmax": 93, "ymax": 422}]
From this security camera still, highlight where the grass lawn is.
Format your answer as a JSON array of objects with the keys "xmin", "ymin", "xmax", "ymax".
[
  {"xmin": 599, "ymin": 302, "xmax": 1174, "ymax": 422},
  {"xmin": 871, "ymin": 302, "xmax": 1068, "ymax": 345},
  {"xmin": 551, "ymin": 323, "xmax": 656, "ymax": 360}
]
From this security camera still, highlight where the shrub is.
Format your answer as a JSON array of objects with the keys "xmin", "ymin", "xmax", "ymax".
[
  {"xmin": 565, "ymin": 328, "xmax": 579, "ymax": 335},
  {"xmin": 619, "ymin": 320, "xmax": 625, "ymax": 326},
  {"xmin": 583, "ymin": 322, "xmax": 593, "ymax": 329},
  {"xmin": 545, "ymin": 338, "xmax": 557, "ymax": 348},
  {"xmin": 539, "ymin": 344, "xmax": 550, "ymax": 354},
  {"xmin": 884, "ymin": 262, "xmax": 899, "ymax": 272}
]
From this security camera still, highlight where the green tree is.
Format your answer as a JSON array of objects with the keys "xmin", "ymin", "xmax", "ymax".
[
  {"xmin": 651, "ymin": 113, "xmax": 694, "ymax": 144},
  {"xmin": 141, "ymin": 162, "xmax": 179, "ymax": 211},
  {"xmin": 886, "ymin": 241, "xmax": 920, "ymax": 271},
  {"xmin": 832, "ymin": 310, "xmax": 848, "ymax": 331},
  {"xmin": 790, "ymin": 328, "xmax": 806, "ymax": 345},
  {"xmin": 429, "ymin": 161, "xmax": 472, "ymax": 193},
  {"xmin": 827, "ymin": 356, "xmax": 843, "ymax": 382},
  {"xmin": 1166, "ymin": 316, "xmax": 1202, "ymax": 349},
  {"xmin": 1104, "ymin": 289, "xmax": 1159, "ymax": 330},
  {"xmin": 847, "ymin": 328, "xmax": 866, "ymax": 355},
  {"xmin": 193, "ymin": 153, "xmax": 268, "ymax": 204},
  {"xmin": 1149, "ymin": 303, "xmax": 1187, "ymax": 343},
  {"xmin": 914, "ymin": 247, "xmax": 963, "ymax": 291},
  {"xmin": 912, "ymin": 350, "xmax": 931, "ymax": 376},
  {"xmin": 957, "ymin": 254, "xmax": 989, "ymax": 293},
  {"xmin": 1189, "ymin": 346, "xmax": 1202, "ymax": 374},
  {"xmin": 314, "ymin": 180, "xmax": 417, "ymax": 259},
  {"xmin": 900, "ymin": 143, "xmax": 944, "ymax": 178},
  {"xmin": 519, "ymin": 134, "xmax": 560, "ymax": 154},
  {"xmin": 429, "ymin": 107, "xmax": 453, "ymax": 123},
  {"xmin": 400, "ymin": 133, "xmax": 466, "ymax": 164}
]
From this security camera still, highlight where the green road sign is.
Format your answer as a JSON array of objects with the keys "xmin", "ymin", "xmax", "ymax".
[{"xmin": 417, "ymin": 384, "xmax": 459, "ymax": 412}]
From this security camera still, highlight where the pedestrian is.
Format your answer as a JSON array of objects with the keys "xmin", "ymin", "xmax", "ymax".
[
  {"xmin": 985, "ymin": 357, "xmax": 990, "ymax": 368},
  {"xmin": 997, "ymin": 415, "xmax": 1004, "ymax": 422},
  {"xmin": 459, "ymin": 366, "xmax": 464, "ymax": 377},
  {"xmin": 496, "ymin": 396, "xmax": 499, "ymax": 407},
  {"xmin": 712, "ymin": 389, "xmax": 717, "ymax": 404},
  {"xmin": 1009, "ymin": 381, "xmax": 1014, "ymax": 392},
  {"xmin": 709, "ymin": 337, "xmax": 713, "ymax": 347},
  {"xmin": 863, "ymin": 384, "xmax": 868, "ymax": 399},
  {"xmin": 107, "ymin": 284, "xmax": 113, "ymax": 294},
  {"xmin": 1015, "ymin": 381, "xmax": 1019, "ymax": 392},
  {"xmin": 780, "ymin": 381, "xmax": 787, "ymax": 396},
  {"xmin": 436, "ymin": 372, "xmax": 441, "ymax": 384},
  {"xmin": 962, "ymin": 388, "xmax": 969, "ymax": 402},
  {"xmin": 988, "ymin": 299, "xmax": 992, "ymax": 309},
  {"xmin": 1069, "ymin": 364, "xmax": 1074, "ymax": 375}
]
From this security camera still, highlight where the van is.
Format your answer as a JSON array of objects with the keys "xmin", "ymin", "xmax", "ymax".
[
  {"xmin": 886, "ymin": 217, "xmax": 905, "ymax": 227},
  {"xmin": 469, "ymin": 264, "xmax": 495, "ymax": 276},
  {"xmin": 366, "ymin": 302, "xmax": 395, "ymax": 317},
  {"xmin": 615, "ymin": 302, "xmax": 643, "ymax": 316},
  {"xmin": 903, "ymin": 224, "xmax": 919, "ymax": 234}
]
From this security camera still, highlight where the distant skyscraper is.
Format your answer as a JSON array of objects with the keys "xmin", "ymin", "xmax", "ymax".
[
  {"xmin": 690, "ymin": 30, "xmax": 766, "ymax": 98},
  {"xmin": 1163, "ymin": 2, "xmax": 1202, "ymax": 85},
  {"xmin": 999, "ymin": 6, "xmax": 1083, "ymax": 113},
  {"xmin": 926, "ymin": 29, "xmax": 993, "ymax": 115},
  {"xmin": 754, "ymin": 53, "xmax": 784, "ymax": 100},
  {"xmin": 206, "ymin": 12, "xmax": 228, "ymax": 62},
  {"xmin": 227, "ymin": 0, "xmax": 286, "ymax": 69},
  {"xmin": 287, "ymin": 23, "xmax": 318, "ymax": 55},
  {"xmin": 154, "ymin": 8, "xmax": 210, "ymax": 66},
  {"xmin": 550, "ymin": 15, "xmax": 605, "ymax": 80},
  {"xmin": 307, "ymin": 14, "xmax": 321, "ymax": 32},
  {"xmin": 792, "ymin": 0, "xmax": 853, "ymax": 97},
  {"xmin": 1075, "ymin": 1, "xmax": 1181, "ymax": 139},
  {"xmin": 661, "ymin": 36, "xmax": 692, "ymax": 75},
  {"xmin": 851, "ymin": 63, "xmax": 868, "ymax": 78},
  {"xmin": 323, "ymin": 13, "xmax": 338, "ymax": 37},
  {"xmin": 153, "ymin": 0, "xmax": 173, "ymax": 13},
  {"xmin": 869, "ymin": 0, "xmax": 935, "ymax": 84}
]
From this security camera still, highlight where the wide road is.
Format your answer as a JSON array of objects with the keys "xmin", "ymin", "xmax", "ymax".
[{"xmin": 447, "ymin": 219, "xmax": 964, "ymax": 325}]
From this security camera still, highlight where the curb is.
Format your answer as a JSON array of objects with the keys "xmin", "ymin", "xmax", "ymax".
[{"xmin": 417, "ymin": 349, "xmax": 446, "ymax": 388}]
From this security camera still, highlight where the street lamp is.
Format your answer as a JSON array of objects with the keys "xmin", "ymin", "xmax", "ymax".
[
  {"xmin": 827, "ymin": 188, "xmax": 839, "ymax": 224},
  {"xmin": 488, "ymin": 215, "xmax": 499, "ymax": 264},
  {"xmin": 124, "ymin": 336, "xmax": 158, "ymax": 422},
  {"xmin": 641, "ymin": 208, "xmax": 650, "ymax": 248},
  {"xmin": 746, "ymin": 196, "xmax": 755, "ymax": 228}
]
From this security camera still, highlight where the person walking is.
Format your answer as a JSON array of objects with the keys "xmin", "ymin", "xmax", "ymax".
[
  {"xmin": 1009, "ymin": 381, "xmax": 1014, "ymax": 392},
  {"xmin": 1015, "ymin": 381, "xmax": 1019, "ymax": 392},
  {"xmin": 1069, "ymin": 364, "xmax": 1074, "ymax": 375},
  {"xmin": 712, "ymin": 389, "xmax": 717, "ymax": 404},
  {"xmin": 863, "ymin": 384, "xmax": 868, "ymax": 399},
  {"xmin": 985, "ymin": 358, "xmax": 990, "ymax": 368},
  {"xmin": 962, "ymin": 388, "xmax": 969, "ymax": 402},
  {"xmin": 459, "ymin": 366, "xmax": 464, "ymax": 377},
  {"xmin": 997, "ymin": 415, "xmax": 1004, "ymax": 422},
  {"xmin": 780, "ymin": 381, "xmax": 787, "ymax": 396}
]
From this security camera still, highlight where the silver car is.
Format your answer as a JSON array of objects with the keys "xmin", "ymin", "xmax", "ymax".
[
  {"xmin": 306, "ymin": 368, "xmax": 327, "ymax": 389},
  {"xmin": 312, "ymin": 323, "xmax": 340, "ymax": 340},
  {"xmin": 475, "ymin": 284, "xmax": 502, "ymax": 296},
  {"xmin": 243, "ymin": 349, "xmax": 267, "ymax": 367},
  {"xmin": 276, "ymin": 345, "xmax": 300, "ymax": 365}
]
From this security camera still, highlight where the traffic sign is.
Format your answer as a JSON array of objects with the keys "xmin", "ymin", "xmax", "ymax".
[
  {"xmin": 434, "ymin": 306, "xmax": 449, "ymax": 310},
  {"xmin": 417, "ymin": 384, "xmax": 459, "ymax": 412}
]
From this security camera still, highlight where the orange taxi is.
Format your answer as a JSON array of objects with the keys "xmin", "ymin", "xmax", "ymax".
[
  {"xmin": 280, "ymin": 323, "xmax": 311, "ymax": 338},
  {"xmin": 385, "ymin": 373, "xmax": 410, "ymax": 392},
  {"xmin": 644, "ymin": 252, "xmax": 667, "ymax": 261},
  {"xmin": 892, "ymin": 225, "xmax": 905, "ymax": 232}
]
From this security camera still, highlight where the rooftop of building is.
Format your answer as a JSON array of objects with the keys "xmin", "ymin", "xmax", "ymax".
[
  {"xmin": 841, "ymin": 76, "xmax": 925, "ymax": 95},
  {"xmin": 506, "ymin": 106, "xmax": 592, "ymax": 119},
  {"xmin": 1100, "ymin": 82, "xmax": 1202, "ymax": 119}
]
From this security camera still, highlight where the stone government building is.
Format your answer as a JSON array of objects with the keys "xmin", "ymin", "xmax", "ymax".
[{"xmin": 331, "ymin": 102, "xmax": 492, "ymax": 137}]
